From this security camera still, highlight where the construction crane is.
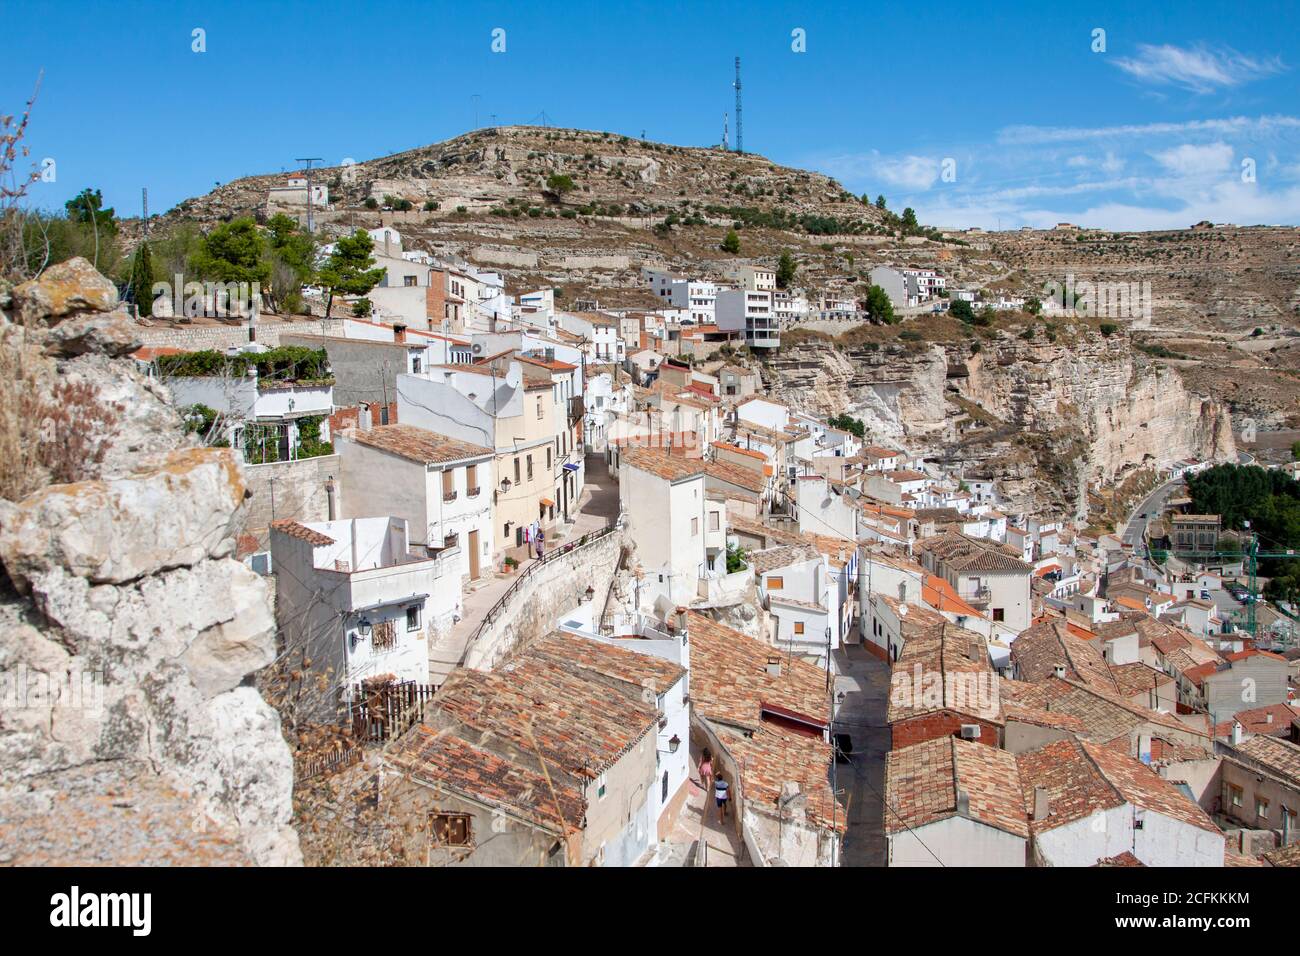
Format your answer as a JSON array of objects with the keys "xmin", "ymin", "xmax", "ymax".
[{"xmin": 1165, "ymin": 529, "xmax": 1300, "ymax": 640}]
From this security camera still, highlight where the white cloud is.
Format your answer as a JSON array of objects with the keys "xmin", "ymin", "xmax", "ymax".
[
  {"xmin": 998, "ymin": 115, "xmax": 1300, "ymax": 145},
  {"xmin": 1111, "ymin": 43, "xmax": 1285, "ymax": 93},
  {"xmin": 873, "ymin": 155, "xmax": 940, "ymax": 191},
  {"xmin": 1149, "ymin": 141, "xmax": 1235, "ymax": 176},
  {"xmin": 1100, "ymin": 151, "xmax": 1126, "ymax": 175}
]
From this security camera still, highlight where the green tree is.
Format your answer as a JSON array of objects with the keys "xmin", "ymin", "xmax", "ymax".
[
  {"xmin": 950, "ymin": 299, "xmax": 975, "ymax": 324},
  {"xmin": 545, "ymin": 174, "xmax": 576, "ymax": 197},
  {"xmin": 1290, "ymin": 440, "xmax": 1300, "ymax": 462},
  {"xmin": 901, "ymin": 207, "xmax": 919, "ymax": 234},
  {"xmin": 65, "ymin": 188, "xmax": 116, "ymax": 234},
  {"xmin": 1024, "ymin": 296, "xmax": 1043, "ymax": 316},
  {"xmin": 776, "ymin": 251, "xmax": 797, "ymax": 289},
  {"xmin": 128, "ymin": 240, "xmax": 154, "ymax": 317},
  {"xmin": 189, "ymin": 218, "xmax": 271, "ymax": 285},
  {"xmin": 264, "ymin": 214, "xmax": 316, "ymax": 312},
  {"xmin": 875, "ymin": 195, "xmax": 887, "ymax": 210},
  {"xmin": 720, "ymin": 228, "xmax": 741, "ymax": 254},
  {"xmin": 862, "ymin": 284, "xmax": 896, "ymax": 324},
  {"xmin": 828, "ymin": 413, "xmax": 866, "ymax": 438},
  {"xmin": 317, "ymin": 230, "xmax": 385, "ymax": 317}
]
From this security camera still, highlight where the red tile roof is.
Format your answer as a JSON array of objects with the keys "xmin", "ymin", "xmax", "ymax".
[{"xmin": 344, "ymin": 424, "xmax": 492, "ymax": 465}]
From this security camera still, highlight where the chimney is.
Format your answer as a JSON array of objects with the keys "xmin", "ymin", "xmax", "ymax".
[
  {"xmin": 1231, "ymin": 721, "xmax": 1244, "ymax": 745},
  {"xmin": 393, "ymin": 323, "xmax": 407, "ymax": 343},
  {"xmin": 956, "ymin": 788, "xmax": 970, "ymax": 818},
  {"xmin": 766, "ymin": 656, "xmax": 782, "ymax": 677},
  {"xmin": 1266, "ymin": 712, "xmax": 1274, "ymax": 725},
  {"xmin": 1053, "ymin": 664, "xmax": 1067, "ymax": 679},
  {"xmin": 1032, "ymin": 786, "xmax": 1051, "ymax": 821}
]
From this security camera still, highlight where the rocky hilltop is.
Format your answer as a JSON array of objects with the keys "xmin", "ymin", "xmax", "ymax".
[{"xmin": 0, "ymin": 259, "xmax": 299, "ymax": 865}]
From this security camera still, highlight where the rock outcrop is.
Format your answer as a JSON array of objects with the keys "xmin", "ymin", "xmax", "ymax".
[
  {"xmin": 768, "ymin": 331, "xmax": 1236, "ymax": 516},
  {"xmin": 0, "ymin": 259, "xmax": 300, "ymax": 865}
]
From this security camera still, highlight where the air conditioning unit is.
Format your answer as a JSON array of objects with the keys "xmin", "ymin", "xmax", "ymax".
[
  {"xmin": 471, "ymin": 342, "xmax": 484, "ymax": 354},
  {"xmin": 959, "ymin": 724, "xmax": 981, "ymax": 740}
]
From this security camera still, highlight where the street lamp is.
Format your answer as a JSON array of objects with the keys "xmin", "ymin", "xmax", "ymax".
[{"xmin": 657, "ymin": 734, "xmax": 681, "ymax": 755}]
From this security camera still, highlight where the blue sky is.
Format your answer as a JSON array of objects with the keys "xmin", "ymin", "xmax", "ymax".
[{"xmin": 4, "ymin": 0, "xmax": 1298, "ymax": 230}]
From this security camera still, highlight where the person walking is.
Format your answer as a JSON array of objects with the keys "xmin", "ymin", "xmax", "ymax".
[
  {"xmin": 714, "ymin": 770, "xmax": 730, "ymax": 823},
  {"xmin": 535, "ymin": 528, "xmax": 545, "ymax": 561},
  {"xmin": 698, "ymin": 748, "xmax": 713, "ymax": 796}
]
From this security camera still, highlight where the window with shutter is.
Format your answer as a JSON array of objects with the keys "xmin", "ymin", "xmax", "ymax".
[{"xmin": 430, "ymin": 812, "xmax": 473, "ymax": 846}]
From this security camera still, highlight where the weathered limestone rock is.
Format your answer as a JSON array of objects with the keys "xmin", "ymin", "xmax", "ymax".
[
  {"xmin": 42, "ymin": 307, "xmax": 142, "ymax": 357},
  {"xmin": 0, "ymin": 447, "xmax": 245, "ymax": 588},
  {"xmin": 0, "ymin": 259, "xmax": 300, "ymax": 866},
  {"xmin": 12, "ymin": 256, "xmax": 119, "ymax": 324}
]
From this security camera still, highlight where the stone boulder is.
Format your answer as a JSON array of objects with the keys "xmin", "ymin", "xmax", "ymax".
[
  {"xmin": 12, "ymin": 256, "xmax": 119, "ymax": 324},
  {"xmin": 42, "ymin": 308, "xmax": 142, "ymax": 358},
  {"xmin": 0, "ymin": 447, "xmax": 245, "ymax": 589}
]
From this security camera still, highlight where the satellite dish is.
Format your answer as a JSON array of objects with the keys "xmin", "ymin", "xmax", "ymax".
[{"xmin": 505, "ymin": 363, "xmax": 523, "ymax": 389}]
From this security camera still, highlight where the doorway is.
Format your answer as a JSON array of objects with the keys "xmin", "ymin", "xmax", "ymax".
[{"xmin": 468, "ymin": 529, "xmax": 481, "ymax": 581}]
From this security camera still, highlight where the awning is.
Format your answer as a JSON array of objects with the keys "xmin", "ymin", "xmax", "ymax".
[
  {"xmin": 539, "ymin": 497, "xmax": 555, "ymax": 508},
  {"xmin": 563, "ymin": 462, "xmax": 580, "ymax": 472},
  {"xmin": 349, "ymin": 593, "xmax": 429, "ymax": 616}
]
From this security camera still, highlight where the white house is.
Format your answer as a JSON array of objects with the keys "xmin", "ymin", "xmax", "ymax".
[
  {"xmin": 751, "ymin": 545, "xmax": 836, "ymax": 666},
  {"xmin": 1017, "ymin": 738, "xmax": 1224, "ymax": 867},
  {"xmin": 270, "ymin": 516, "xmax": 458, "ymax": 719},
  {"xmin": 715, "ymin": 289, "xmax": 779, "ymax": 349},
  {"xmin": 791, "ymin": 474, "xmax": 859, "ymax": 541},
  {"xmin": 336, "ymin": 423, "xmax": 495, "ymax": 586},
  {"xmin": 915, "ymin": 532, "xmax": 1034, "ymax": 635},
  {"xmin": 618, "ymin": 448, "xmax": 719, "ymax": 609},
  {"xmin": 886, "ymin": 736, "xmax": 1028, "ymax": 866}
]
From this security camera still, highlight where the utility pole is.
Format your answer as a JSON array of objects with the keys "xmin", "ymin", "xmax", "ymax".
[
  {"xmin": 141, "ymin": 187, "xmax": 149, "ymax": 238},
  {"xmin": 733, "ymin": 56, "xmax": 743, "ymax": 154},
  {"xmin": 296, "ymin": 157, "xmax": 323, "ymax": 232}
]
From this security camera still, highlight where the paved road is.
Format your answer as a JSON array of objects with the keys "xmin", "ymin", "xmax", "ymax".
[
  {"xmin": 830, "ymin": 643, "xmax": 890, "ymax": 867},
  {"xmin": 1122, "ymin": 477, "xmax": 1184, "ymax": 553}
]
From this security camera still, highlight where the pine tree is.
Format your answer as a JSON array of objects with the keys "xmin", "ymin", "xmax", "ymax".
[{"xmin": 129, "ymin": 240, "xmax": 154, "ymax": 317}]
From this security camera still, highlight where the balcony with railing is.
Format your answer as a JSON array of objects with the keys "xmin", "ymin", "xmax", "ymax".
[
  {"xmin": 443, "ymin": 490, "xmax": 458, "ymax": 503},
  {"xmin": 960, "ymin": 585, "xmax": 992, "ymax": 606}
]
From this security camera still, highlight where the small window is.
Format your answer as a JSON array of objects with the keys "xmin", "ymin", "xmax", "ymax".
[
  {"xmin": 537, "ymin": 398, "xmax": 544, "ymax": 420},
  {"xmin": 596, "ymin": 774, "xmax": 607, "ymax": 801},
  {"xmin": 691, "ymin": 517, "xmax": 699, "ymax": 536},
  {"xmin": 767, "ymin": 576, "xmax": 784, "ymax": 590},
  {"xmin": 794, "ymin": 621, "xmax": 805, "ymax": 635},
  {"xmin": 1229, "ymin": 785, "xmax": 1244, "ymax": 807},
  {"xmin": 1256, "ymin": 797, "xmax": 1269, "ymax": 820},
  {"xmin": 406, "ymin": 606, "xmax": 421, "ymax": 632},
  {"xmin": 527, "ymin": 455, "xmax": 534, "ymax": 481},
  {"xmin": 709, "ymin": 511, "xmax": 720, "ymax": 531},
  {"xmin": 429, "ymin": 812, "xmax": 473, "ymax": 847},
  {"xmin": 411, "ymin": 356, "xmax": 422, "ymax": 374},
  {"xmin": 547, "ymin": 448, "xmax": 552, "ymax": 470},
  {"xmin": 514, "ymin": 457, "xmax": 521, "ymax": 483},
  {"xmin": 992, "ymin": 608, "xmax": 1005, "ymax": 622},
  {"xmin": 403, "ymin": 275, "xmax": 418, "ymax": 287}
]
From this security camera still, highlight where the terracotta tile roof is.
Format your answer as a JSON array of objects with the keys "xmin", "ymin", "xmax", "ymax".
[
  {"xmin": 686, "ymin": 612, "xmax": 827, "ymax": 733},
  {"xmin": 885, "ymin": 736, "xmax": 1029, "ymax": 838},
  {"xmin": 620, "ymin": 446, "xmax": 706, "ymax": 483},
  {"xmin": 704, "ymin": 458, "xmax": 767, "ymax": 494},
  {"xmin": 883, "ymin": 469, "xmax": 928, "ymax": 482},
  {"xmin": 1229, "ymin": 734, "xmax": 1300, "ymax": 783},
  {"xmin": 1095, "ymin": 851, "xmax": 1145, "ymax": 867},
  {"xmin": 711, "ymin": 440, "xmax": 767, "ymax": 462},
  {"xmin": 749, "ymin": 545, "xmax": 819, "ymax": 576},
  {"xmin": 1007, "ymin": 676, "xmax": 1208, "ymax": 745},
  {"xmin": 916, "ymin": 531, "xmax": 1032, "ymax": 574},
  {"xmin": 686, "ymin": 612, "xmax": 840, "ymax": 831},
  {"xmin": 270, "ymin": 518, "xmax": 335, "ymax": 546},
  {"xmin": 387, "ymin": 725, "xmax": 587, "ymax": 834},
  {"xmin": 389, "ymin": 632, "xmax": 676, "ymax": 833},
  {"xmin": 516, "ymin": 353, "xmax": 578, "ymax": 372},
  {"xmin": 344, "ymin": 424, "xmax": 492, "ymax": 465},
  {"xmin": 887, "ymin": 620, "xmax": 1002, "ymax": 726},
  {"xmin": 1011, "ymin": 620, "xmax": 1120, "ymax": 693},
  {"xmin": 1109, "ymin": 662, "xmax": 1174, "ymax": 699},
  {"xmin": 1016, "ymin": 738, "xmax": 1220, "ymax": 835},
  {"xmin": 526, "ymin": 631, "xmax": 684, "ymax": 697},
  {"xmin": 1264, "ymin": 842, "xmax": 1300, "ymax": 866},
  {"xmin": 1212, "ymin": 703, "xmax": 1300, "ymax": 738}
]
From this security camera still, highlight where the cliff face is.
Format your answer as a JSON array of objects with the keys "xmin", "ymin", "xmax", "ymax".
[
  {"xmin": 0, "ymin": 259, "xmax": 299, "ymax": 865},
  {"xmin": 767, "ymin": 332, "xmax": 1235, "ymax": 515}
]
